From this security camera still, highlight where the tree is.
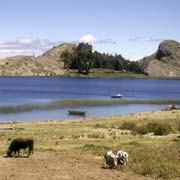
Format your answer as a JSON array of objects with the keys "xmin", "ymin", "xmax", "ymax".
[
  {"xmin": 61, "ymin": 43, "xmax": 145, "ymax": 75},
  {"xmin": 60, "ymin": 50, "xmax": 72, "ymax": 71},
  {"xmin": 75, "ymin": 43, "xmax": 93, "ymax": 75},
  {"xmin": 93, "ymin": 51, "xmax": 103, "ymax": 68}
]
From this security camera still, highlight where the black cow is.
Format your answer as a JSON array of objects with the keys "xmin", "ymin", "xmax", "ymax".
[{"xmin": 7, "ymin": 138, "xmax": 34, "ymax": 157}]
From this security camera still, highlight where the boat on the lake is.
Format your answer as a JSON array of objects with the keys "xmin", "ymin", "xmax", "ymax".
[
  {"xmin": 68, "ymin": 110, "xmax": 86, "ymax": 116},
  {"xmin": 111, "ymin": 94, "xmax": 123, "ymax": 98}
]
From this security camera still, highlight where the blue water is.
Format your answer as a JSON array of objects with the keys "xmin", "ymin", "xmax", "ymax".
[
  {"xmin": 0, "ymin": 77, "xmax": 180, "ymax": 105},
  {"xmin": 0, "ymin": 104, "xmax": 168, "ymax": 122},
  {"xmin": 0, "ymin": 77, "xmax": 179, "ymax": 122}
]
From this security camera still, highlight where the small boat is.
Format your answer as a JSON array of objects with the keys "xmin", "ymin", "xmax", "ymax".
[
  {"xmin": 68, "ymin": 110, "xmax": 86, "ymax": 116},
  {"xmin": 111, "ymin": 94, "xmax": 123, "ymax": 98}
]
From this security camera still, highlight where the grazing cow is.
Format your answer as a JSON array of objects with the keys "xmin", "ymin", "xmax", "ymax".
[
  {"xmin": 104, "ymin": 151, "xmax": 117, "ymax": 169},
  {"xmin": 104, "ymin": 150, "xmax": 129, "ymax": 170},
  {"xmin": 7, "ymin": 138, "xmax": 34, "ymax": 158},
  {"xmin": 116, "ymin": 150, "xmax": 129, "ymax": 169}
]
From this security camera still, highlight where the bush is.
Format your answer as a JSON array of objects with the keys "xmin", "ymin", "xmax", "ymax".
[
  {"xmin": 135, "ymin": 122, "xmax": 172, "ymax": 136},
  {"xmin": 87, "ymin": 133, "xmax": 105, "ymax": 138},
  {"xmin": 95, "ymin": 123, "xmax": 106, "ymax": 128},
  {"xmin": 177, "ymin": 121, "xmax": 180, "ymax": 133},
  {"xmin": 153, "ymin": 124, "xmax": 171, "ymax": 136},
  {"xmin": 136, "ymin": 125, "xmax": 149, "ymax": 135},
  {"xmin": 119, "ymin": 121, "xmax": 172, "ymax": 136},
  {"xmin": 121, "ymin": 122, "xmax": 137, "ymax": 131},
  {"xmin": 146, "ymin": 122, "xmax": 159, "ymax": 132}
]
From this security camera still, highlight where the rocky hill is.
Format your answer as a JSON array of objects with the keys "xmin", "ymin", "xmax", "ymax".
[
  {"xmin": 40, "ymin": 43, "xmax": 75, "ymax": 60},
  {"xmin": 0, "ymin": 40, "xmax": 180, "ymax": 78},
  {"xmin": 139, "ymin": 40, "xmax": 180, "ymax": 78},
  {"xmin": 0, "ymin": 43, "xmax": 75, "ymax": 76}
]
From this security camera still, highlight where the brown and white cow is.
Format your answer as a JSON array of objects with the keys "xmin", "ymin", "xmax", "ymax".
[
  {"xmin": 104, "ymin": 151, "xmax": 117, "ymax": 169},
  {"xmin": 104, "ymin": 150, "xmax": 129, "ymax": 169}
]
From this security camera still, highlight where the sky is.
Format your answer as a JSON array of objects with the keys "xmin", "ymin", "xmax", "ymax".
[{"xmin": 0, "ymin": 0, "xmax": 179, "ymax": 60}]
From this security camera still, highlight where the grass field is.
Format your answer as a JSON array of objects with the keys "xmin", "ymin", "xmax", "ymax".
[
  {"xmin": 62, "ymin": 69, "xmax": 180, "ymax": 80},
  {"xmin": 0, "ymin": 109, "xmax": 180, "ymax": 179},
  {"xmin": 62, "ymin": 69, "xmax": 148, "ymax": 79}
]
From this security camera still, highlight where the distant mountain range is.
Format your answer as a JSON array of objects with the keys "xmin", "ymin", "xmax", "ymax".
[{"xmin": 0, "ymin": 40, "xmax": 179, "ymax": 78}]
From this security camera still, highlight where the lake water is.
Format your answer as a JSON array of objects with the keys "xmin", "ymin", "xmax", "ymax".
[{"xmin": 0, "ymin": 77, "xmax": 179, "ymax": 122}]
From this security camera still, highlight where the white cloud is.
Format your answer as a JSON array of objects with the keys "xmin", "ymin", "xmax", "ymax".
[
  {"xmin": 0, "ymin": 37, "xmax": 63, "ymax": 58},
  {"xmin": 79, "ymin": 34, "xmax": 116, "ymax": 44},
  {"xmin": 80, "ymin": 34, "xmax": 97, "ymax": 43},
  {"xmin": 130, "ymin": 37, "xmax": 164, "ymax": 43},
  {"xmin": 0, "ymin": 35, "xmax": 117, "ymax": 58},
  {"xmin": 16, "ymin": 37, "xmax": 34, "ymax": 45}
]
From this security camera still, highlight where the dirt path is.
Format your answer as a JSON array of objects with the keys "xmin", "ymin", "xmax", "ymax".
[{"xmin": 0, "ymin": 152, "xmax": 153, "ymax": 180}]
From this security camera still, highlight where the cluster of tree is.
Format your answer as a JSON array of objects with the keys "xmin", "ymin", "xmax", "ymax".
[{"xmin": 61, "ymin": 43, "xmax": 144, "ymax": 75}]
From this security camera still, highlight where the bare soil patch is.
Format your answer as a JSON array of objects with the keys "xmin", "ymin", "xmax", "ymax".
[{"xmin": 0, "ymin": 152, "xmax": 153, "ymax": 180}]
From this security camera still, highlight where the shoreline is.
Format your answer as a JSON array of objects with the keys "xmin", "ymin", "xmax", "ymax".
[
  {"xmin": 0, "ymin": 74, "xmax": 180, "ymax": 80},
  {"xmin": 0, "ymin": 108, "xmax": 178, "ymax": 125}
]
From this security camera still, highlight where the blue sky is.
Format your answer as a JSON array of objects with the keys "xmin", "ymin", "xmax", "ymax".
[{"xmin": 0, "ymin": 0, "xmax": 179, "ymax": 59}]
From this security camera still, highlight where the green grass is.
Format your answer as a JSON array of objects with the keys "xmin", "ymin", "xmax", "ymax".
[
  {"xmin": 63, "ymin": 69, "xmax": 148, "ymax": 79},
  {"xmin": 78, "ymin": 144, "xmax": 110, "ymax": 155}
]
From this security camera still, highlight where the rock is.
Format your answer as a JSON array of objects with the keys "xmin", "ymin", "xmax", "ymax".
[{"xmin": 140, "ymin": 40, "xmax": 180, "ymax": 78}]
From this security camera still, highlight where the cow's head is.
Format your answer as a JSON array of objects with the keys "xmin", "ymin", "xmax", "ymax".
[
  {"xmin": 122, "ymin": 152, "xmax": 128, "ymax": 165},
  {"xmin": 6, "ymin": 150, "xmax": 12, "ymax": 157}
]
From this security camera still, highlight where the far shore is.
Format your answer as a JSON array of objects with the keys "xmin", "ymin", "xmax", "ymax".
[{"xmin": 1, "ymin": 69, "xmax": 180, "ymax": 79}]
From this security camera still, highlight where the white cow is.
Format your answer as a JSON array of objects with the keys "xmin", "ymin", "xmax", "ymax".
[
  {"xmin": 116, "ymin": 150, "xmax": 129, "ymax": 168},
  {"xmin": 104, "ymin": 150, "xmax": 129, "ymax": 169},
  {"xmin": 104, "ymin": 151, "xmax": 117, "ymax": 169}
]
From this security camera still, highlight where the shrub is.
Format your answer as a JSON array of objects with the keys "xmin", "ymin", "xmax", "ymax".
[
  {"xmin": 59, "ymin": 135, "xmax": 64, "ymax": 139},
  {"xmin": 177, "ymin": 121, "xmax": 180, "ymax": 133},
  {"xmin": 95, "ymin": 123, "xmax": 106, "ymax": 128},
  {"xmin": 121, "ymin": 122, "xmax": 137, "ymax": 131},
  {"xmin": 72, "ymin": 134, "xmax": 81, "ymax": 139},
  {"xmin": 135, "ymin": 122, "xmax": 172, "ymax": 136},
  {"xmin": 87, "ymin": 132, "xmax": 105, "ymax": 139},
  {"xmin": 153, "ymin": 124, "xmax": 171, "ymax": 136},
  {"xmin": 136, "ymin": 125, "xmax": 149, "ymax": 135},
  {"xmin": 146, "ymin": 122, "xmax": 159, "ymax": 132}
]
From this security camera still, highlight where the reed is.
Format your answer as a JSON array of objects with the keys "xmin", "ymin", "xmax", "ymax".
[{"xmin": 0, "ymin": 99, "xmax": 180, "ymax": 114}]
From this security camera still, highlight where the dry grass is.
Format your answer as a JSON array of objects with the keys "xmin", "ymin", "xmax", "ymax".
[{"xmin": 0, "ymin": 109, "xmax": 180, "ymax": 179}]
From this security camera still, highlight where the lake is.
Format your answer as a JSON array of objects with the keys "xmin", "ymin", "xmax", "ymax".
[{"xmin": 0, "ymin": 77, "xmax": 179, "ymax": 122}]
